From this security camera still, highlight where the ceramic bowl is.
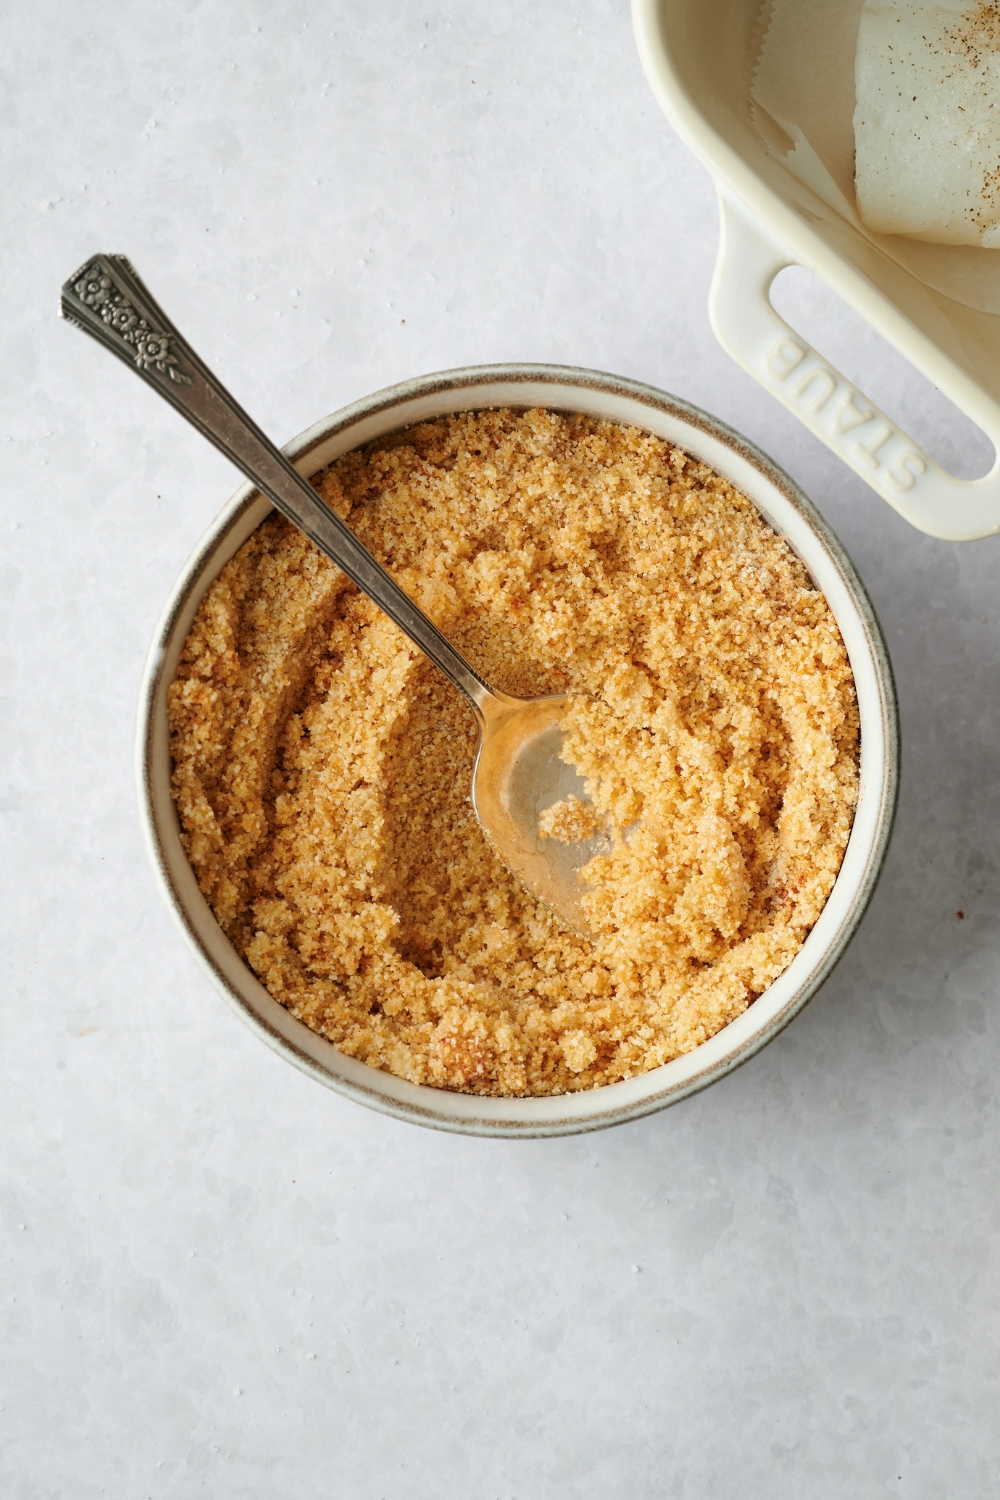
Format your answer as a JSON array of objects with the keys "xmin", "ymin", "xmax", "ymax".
[
  {"xmin": 136, "ymin": 363, "xmax": 898, "ymax": 1137},
  {"xmin": 633, "ymin": 0, "xmax": 1000, "ymax": 541}
]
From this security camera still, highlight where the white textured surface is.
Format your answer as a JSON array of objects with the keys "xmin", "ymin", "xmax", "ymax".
[{"xmin": 4, "ymin": 1, "xmax": 1000, "ymax": 1495}]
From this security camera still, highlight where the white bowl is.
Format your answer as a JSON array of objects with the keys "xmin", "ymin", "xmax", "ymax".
[
  {"xmin": 633, "ymin": 0, "xmax": 1000, "ymax": 541},
  {"xmin": 136, "ymin": 364, "xmax": 898, "ymax": 1137}
]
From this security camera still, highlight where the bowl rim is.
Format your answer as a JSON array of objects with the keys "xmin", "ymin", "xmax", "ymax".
[{"xmin": 136, "ymin": 361, "xmax": 899, "ymax": 1137}]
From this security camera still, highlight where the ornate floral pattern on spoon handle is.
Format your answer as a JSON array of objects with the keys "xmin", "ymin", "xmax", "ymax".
[{"xmin": 61, "ymin": 255, "xmax": 192, "ymax": 385}]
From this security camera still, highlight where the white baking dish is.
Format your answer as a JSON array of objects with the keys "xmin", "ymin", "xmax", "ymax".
[
  {"xmin": 136, "ymin": 364, "xmax": 898, "ymax": 1137},
  {"xmin": 633, "ymin": 0, "xmax": 1000, "ymax": 541}
]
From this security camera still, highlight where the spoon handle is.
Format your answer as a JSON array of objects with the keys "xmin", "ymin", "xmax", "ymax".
[{"xmin": 60, "ymin": 254, "xmax": 495, "ymax": 716}]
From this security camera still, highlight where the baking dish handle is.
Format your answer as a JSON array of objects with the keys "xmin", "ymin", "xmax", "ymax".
[{"xmin": 708, "ymin": 189, "xmax": 1000, "ymax": 542}]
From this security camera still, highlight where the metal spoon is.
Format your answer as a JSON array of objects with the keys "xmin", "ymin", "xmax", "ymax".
[{"xmin": 60, "ymin": 254, "xmax": 606, "ymax": 931}]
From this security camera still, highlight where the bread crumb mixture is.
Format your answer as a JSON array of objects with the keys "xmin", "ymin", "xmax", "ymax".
[
  {"xmin": 168, "ymin": 409, "xmax": 859, "ymax": 1096},
  {"xmin": 539, "ymin": 795, "xmax": 601, "ymax": 844}
]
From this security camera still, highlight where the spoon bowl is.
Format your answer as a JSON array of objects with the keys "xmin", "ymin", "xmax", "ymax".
[{"xmin": 472, "ymin": 690, "xmax": 610, "ymax": 932}]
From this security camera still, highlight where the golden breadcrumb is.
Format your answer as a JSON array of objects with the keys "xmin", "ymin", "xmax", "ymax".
[
  {"xmin": 168, "ymin": 409, "xmax": 859, "ymax": 1096},
  {"xmin": 538, "ymin": 795, "xmax": 601, "ymax": 844}
]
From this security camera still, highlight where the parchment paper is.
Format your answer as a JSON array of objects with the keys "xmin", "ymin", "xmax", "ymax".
[{"xmin": 750, "ymin": 0, "xmax": 1000, "ymax": 314}]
